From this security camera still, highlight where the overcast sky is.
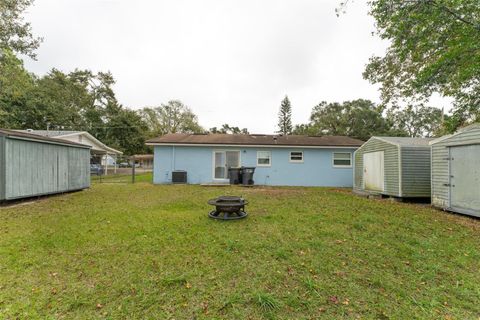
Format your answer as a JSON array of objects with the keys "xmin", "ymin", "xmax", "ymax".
[{"xmin": 24, "ymin": 0, "xmax": 392, "ymax": 133}]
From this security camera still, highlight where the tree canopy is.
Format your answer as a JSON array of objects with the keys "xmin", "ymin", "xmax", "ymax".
[
  {"xmin": 386, "ymin": 104, "xmax": 443, "ymax": 138},
  {"xmin": 209, "ymin": 124, "xmax": 249, "ymax": 134},
  {"xmin": 293, "ymin": 99, "xmax": 443, "ymax": 139},
  {"xmin": 277, "ymin": 95, "xmax": 293, "ymax": 135},
  {"xmin": 0, "ymin": 0, "xmax": 42, "ymax": 58},
  {"xmin": 140, "ymin": 100, "xmax": 204, "ymax": 137},
  {"xmin": 0, "ymin": 49, "xmax": 150, "ymax": 154},
  {"xmin": 363, "ymin": 0, "xmax": 480, "ymax": 132},
  {"xmin": 293, "ymin": 99, "xmax": 392, "ymax": 140}
]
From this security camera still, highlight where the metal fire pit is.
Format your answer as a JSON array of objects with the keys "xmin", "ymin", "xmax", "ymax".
[{"xmin": 207, "ymin": 196, "xmax": 248, "ymax": 220}]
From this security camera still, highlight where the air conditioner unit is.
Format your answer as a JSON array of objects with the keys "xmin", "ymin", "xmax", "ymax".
[{"xmin": 172, "ymin": 170, "xmax": 187, "ymax": 184}]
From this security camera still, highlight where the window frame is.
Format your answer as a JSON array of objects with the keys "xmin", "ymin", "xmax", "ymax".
[
  {"xmin": 289, "ymin": 151, "xmax": 304, "ymax": 163},
  {"xmin": 332, "ymin": 152, "xmax": 352, "ymax": 168},
  {"xmin": 256, "ymin": 150, "xmax": 272, "ymax": 167}
]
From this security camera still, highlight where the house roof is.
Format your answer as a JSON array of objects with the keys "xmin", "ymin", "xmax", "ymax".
[
  {"xmin": 374, "ymin": 136, "xmax": 434, "ymax": 147},
  {"xmin": 16, "ymin": 130, "xmax": 122, "ymax": 154},
  {"xmin": 146, "ymin": 133, "xmax": 364, "ymax": 148},
  {"xmin": 133, "ymin": 154, "xmax": 154, "ymax": 160},
  {"xmin": 0, "ymin": 128, "xmax": 91, "ymax": 148}
]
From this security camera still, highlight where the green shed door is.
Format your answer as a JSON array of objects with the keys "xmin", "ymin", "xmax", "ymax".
[
  {"xmin": 450, "ymin": 145, "xmax": 480, "ymax": 215},
  {"xmin": 363, "ymin": 151, "xmax": 385, "ymax": 192}
]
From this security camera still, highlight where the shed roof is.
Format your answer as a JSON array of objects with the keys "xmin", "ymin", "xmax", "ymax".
[
  {"xmin": 430, "ymin": 123, "xmax": 480, "ymax": 145},
  {"xmin": 374, "ymin": 136, "xmax": 434, "ymax": 147},
  {"xmin": 0, "ymin": 129, "xmax": 91, "ymax": 148},
  {"xmin": 146, "ymin": 133, "xmax": 364, "ymax": 147},
  {"xmin": 133, "ymin": 154, "xmax": 154, "ymax": 160},
  {"xmin": 19, "ymin": 130, "xmax": 82, "ymax": 137},
  {"xmin": 15, "ymin": 130, "xmax": 122, "ymax": 154}
]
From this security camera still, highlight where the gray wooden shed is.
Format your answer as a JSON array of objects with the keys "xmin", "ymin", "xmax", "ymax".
[
  {"xmin": 0, "ymin": 129, "xmax": 91, "ymax": 201},
  {"xmin": 430, "ymin": 124, "xmax": 480, "ymax": 217},
  {"xmin": 354, "ymin": 137, "xmax": 433, "ymax": 198}
]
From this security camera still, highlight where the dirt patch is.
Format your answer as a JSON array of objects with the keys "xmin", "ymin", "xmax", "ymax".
[
  {"xmin": 434, "ymin": 210, "xmax": 480, "ymax": 231},
  {"xmin": 241, "ymin": 187, "xmax": 306, "ymax": 197},
  {"xmin": 328, "ymin": 188, "xmax": 355, "ymax": 195},
  {"xmin": 0, "ymin": 200, "xmax": 38, "ymax": 209},
  {"xmin": 251, "ymin": 208, "xmax": 270, "ymax": 216}
]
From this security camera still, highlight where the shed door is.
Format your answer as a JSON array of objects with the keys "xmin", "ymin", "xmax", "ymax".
[
  {"xmin": 363, "ymin": 151, "xmax": 384, "ymax": 192},
  {"xmin": 450, "ymin": 145, "xmax": 480, "ymax": 215}
]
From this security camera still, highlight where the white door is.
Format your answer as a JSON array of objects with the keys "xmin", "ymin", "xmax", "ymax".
[
  {"xmin": 450, "ymin": 145, "xmax": 480, "ymax": 215},
  {"xmin": 363, "ymin": 151, "xmax": 384, "ymax": 192},
  {"xmin": 213, "ymin": 151, "xmax": 240, "ymax": 180}
]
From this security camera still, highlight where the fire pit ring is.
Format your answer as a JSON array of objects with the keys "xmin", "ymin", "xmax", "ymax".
[{"xmin": 207, "ymin": 196, "xmax": 248, "ymax": 220}]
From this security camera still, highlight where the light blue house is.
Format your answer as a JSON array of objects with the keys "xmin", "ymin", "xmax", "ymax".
[{"xmin": 146, "ymin": 134, "xmax": 363, "ymax": 187}]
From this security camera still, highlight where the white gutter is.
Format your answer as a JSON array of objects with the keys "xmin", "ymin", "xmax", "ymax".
[{"xmin": 7, "ymin": 135, "xmax": 91, "ymax": 149}]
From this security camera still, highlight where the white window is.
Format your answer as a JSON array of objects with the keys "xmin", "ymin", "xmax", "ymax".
[
  {"xmin": 333, "ymin": 152, "xmax": 352, "ymax": 167},
  {"xmin": 257, "ymin": 151, "xmax": 271, "ymax": 166},
  {"xmin": 289, "ymin": 151, "xmax": 304, "ymax": 163}
]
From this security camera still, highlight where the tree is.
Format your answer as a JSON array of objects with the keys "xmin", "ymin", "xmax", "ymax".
[
  {"xmin": 292, "ymin": 124, "xmax": 313, "ymax": 135},
  {"xmin": 387, "ymin": 104, "xmax": 443, "ymax": 137},
  {"xmin": 0, "ymin": 53, "xmax": 149, "ymax": 154},
  {"xmin": 140, "ymin": 100, "xmax": 203, "ymax": 136},
  {"xmin": 209, "ymin": 124, "xmax": 249, "ymax": 134},
  {"xmin": 0, "ymin": 48, "xmax": 35, "ymax": 127},
  {"xmin": 0, "ymin": 0, "xmax": 42, "ymax": 58},
  {"xmin": 300, "ymin": 99, "xmax": 391, "ymax": 140},
  {"xmin": 277, "ymin": 95, "xmax": 292, "ymax": 135},
  {"xmin": 361, "ymin": 0, "xmax": 480, "ymax": 132},
  {"xmin": 101, "ymin": 103, "xmax": 149, "ymax": 155}
]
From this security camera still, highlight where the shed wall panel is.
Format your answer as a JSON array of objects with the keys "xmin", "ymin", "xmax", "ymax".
[
  {"xmin": 431, "ymin": 127, "xmax": 480, "ymax": 210},
  {"xmin": 354, "ymin": 138, "xmax": 400, "ymax": 196},
  {"xmin": 68, "ymin": 147, "xmax": 90, "ymax": 190},
  {"xmin": 431, "ymin": 142, "xmax": 450, "ymax": 207},
  {"xmin": 400, "ymin": 147, "xmax": 431, "ymax": 197},
  {"xmin": 0, "ymin": 136, "xmax": 5, "ymax": 200},
  {"xmin": 3, "ymin": 138, "xmax": 90, "ymax": 200}
]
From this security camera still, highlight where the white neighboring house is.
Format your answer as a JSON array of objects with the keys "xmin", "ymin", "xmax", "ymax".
[{"xmin": 18, "ymin": 130, "xmax": 123, "ymax": 174}]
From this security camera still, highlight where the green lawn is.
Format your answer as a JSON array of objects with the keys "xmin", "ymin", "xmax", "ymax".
[{"xmin": 0, "ymin": 181, "xmax": 479, "ymax": 319}]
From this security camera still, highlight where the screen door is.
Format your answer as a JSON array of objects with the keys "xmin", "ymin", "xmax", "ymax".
[{"xmin": 214, "ymin": 151, "xmax": 240, "ymax": 179}]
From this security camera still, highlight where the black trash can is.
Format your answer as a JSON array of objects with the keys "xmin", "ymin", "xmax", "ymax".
[
  {"xmin": 241, "ymin": 167, "xmax": 256, "ymax": 186},
  {"xmin": 228, "ymin": 167, "xmax": 242, "ymax": 185}
]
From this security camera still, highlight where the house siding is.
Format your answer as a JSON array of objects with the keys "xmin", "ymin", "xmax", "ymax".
[
  {"xmin": 153, "ymin": 146, "xmax": 357, "ymax": 187},
  {"xmin": 431, "ymin": 127, "xmax": 480, "ymax": 210},
  {"xmin": 354, "ymin": 138, "xmax": 400, "ymax": 196}
]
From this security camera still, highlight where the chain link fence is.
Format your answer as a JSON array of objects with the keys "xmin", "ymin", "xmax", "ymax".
[{"xmin": 91, "ymin": 155, "xmax": 153, "ymax": 184}]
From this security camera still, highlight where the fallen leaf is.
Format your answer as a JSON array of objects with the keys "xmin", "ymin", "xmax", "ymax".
[
  {"xmin": 328, "ymin": 296, "xmax": 339, "ymax": 304},
  {"xmin": 287, "ymin": 266, "xmax": 295, "ymax": 276}
]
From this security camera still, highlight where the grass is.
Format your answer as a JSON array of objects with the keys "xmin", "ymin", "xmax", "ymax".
[
  {"xmin": 0, "ymin": 181, "xmax": 479, "ymax": 319},
  {"xmin": 254, "ymin": 292, "xmax": 281, "ymax": 311}
]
